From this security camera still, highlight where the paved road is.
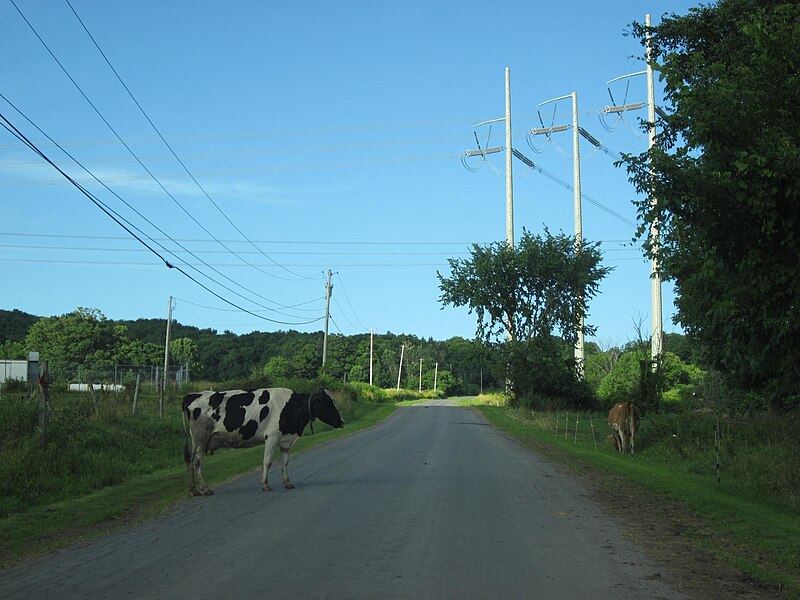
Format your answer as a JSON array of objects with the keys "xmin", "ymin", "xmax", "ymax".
[{"xmin": 0, "ymin": 404, "xmax": 685, "ymax": 599}]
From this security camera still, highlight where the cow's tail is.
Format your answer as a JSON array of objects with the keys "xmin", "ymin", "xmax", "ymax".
[{"xmin": 181, "ymin": 402, "xmax": 192, "ymax": 465}]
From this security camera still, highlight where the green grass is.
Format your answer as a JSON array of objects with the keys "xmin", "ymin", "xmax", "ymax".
[
  {"xmin": 0, "ymin": 393, "xmax": 395, "ymax": 567},
  {"xmin": 479, "ymin": 405, "xmax": 800, "ymax": 597}
]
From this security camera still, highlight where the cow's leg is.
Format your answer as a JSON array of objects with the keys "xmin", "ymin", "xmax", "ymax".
[
  {"xmin": 261, "ymin": 435, "xmax": 280, "ymax": 492},
  {"xmin": 630, "ymin": 433, "xmax": 635, "ymax": 456},
  {"xmin": 186, "ymin": 449, "xmax": 198, "ymax": 495},
  {"xmin": 280, "ymin": 448, "xmax": 294, "ymax": 489},
  {"xmin": 617, "ymin": 429, "xmax": 627, "ymax": 454},
  {"xmin": 194, "ymin": 443, "xmax": 213, "ymax": 496}
]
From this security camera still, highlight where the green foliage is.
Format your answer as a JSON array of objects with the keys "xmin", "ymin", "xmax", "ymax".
[
  {"xmin": 506, "ymin": 336, "xmax": 595, "ymax": 410},
  {"xmin": 623, "ymin": 1, "xmax": 800, "ymax": 410},
  {"xmin": 25, "ymin": 308, "xmax": 127, "ymax": 373},
  {"xmin": 438, "ymin": 229, "xmax": 610, "ymax": 403},
  {"xmin": 438, "ymin": 228, "xmax": 610, "ymax": 344},
  {"xmin": 118, "ymin": 339, "xmax": 162, "ymax": 366},
  {"xmin": 0, "ymin": 340, "xmax": 26, "ymax": 360},
  {"xmin": 0, "ymin": 392, "xmax": 184, "ymax": 517},
  {"xmin": 2, "ymin": 308, "xmax": 499, "ymax": 396},
  {"xmin": 262, "ymin": 355, "xmax": 290, "ymax": 380},
  {"xmin": 598, "ymin": 350, "xmax": 703, "ymax": 411},
  {"xmin": 0, "ymin": 309, "xmax": 38, "ymax": 343},
  {"xmin": 169, "ymin": 337, "xmax": 197, "ymax": 368}
]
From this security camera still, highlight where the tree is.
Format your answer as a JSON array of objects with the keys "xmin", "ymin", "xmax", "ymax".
[
  {"xmin": 25, "ymin": 308, "xmax": 127, "ymax": 368},
  {"xmin": 439, "ymin": 229, "xmax": 609, "ymax": 345},
  {"xmin": 0, "ymin": 339, "xmax": 26, "ymax": 360},
  {"xmin": 170, "ymin": 337, "xmax": 198, "ymax": 368},
  {"xmin": 622, "ymin": 1, "xmax": 800, "ymax": 409},
  {"xmin": 263, "ymin": 355, "xmax": 290, "ymax": 381},
  {"xmin": 438, "ymin": 229, "xmax": 610, "ymax": 404},
  {"xmin": 119, "ymin": 340, "xmax": 163, "ymax": 365}
]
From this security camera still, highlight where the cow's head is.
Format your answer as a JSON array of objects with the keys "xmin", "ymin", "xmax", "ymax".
[{"xmin": 310, "ymin": 388, "xmax": 344, "ymax": 429}]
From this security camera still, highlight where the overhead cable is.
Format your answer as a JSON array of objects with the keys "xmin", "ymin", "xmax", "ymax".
[
  {"xmin": 64, "ymin": 0, "xmax": 318, "ymax": 282},
  {"xmin": 10, "ymin": 0, "xmax": 317, "ymax": 284},
  {"xmin": 0, "ymin": 92, "xmax": 321, "ymax": 316},
  {"xmin": 0, "ymin": 111, "xmax": 323, "ymax": 326}
]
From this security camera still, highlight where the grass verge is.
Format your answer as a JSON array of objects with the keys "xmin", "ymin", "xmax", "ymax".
[
  {"xmin": 0, "ymin": 403, "xmax": 395, "ymax": 568},
  {"xmin": 478, "ymin": 406, "xmax": 800, "ymax": 598}
]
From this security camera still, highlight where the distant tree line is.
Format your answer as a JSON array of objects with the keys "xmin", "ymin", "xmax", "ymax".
[
  {"xmin": 0, "ymin": 308, "xmax": 498, "ymax": 396},
  {"xmin": 0, "ymin": 307, "xmax": 709, "ymax": 410}
]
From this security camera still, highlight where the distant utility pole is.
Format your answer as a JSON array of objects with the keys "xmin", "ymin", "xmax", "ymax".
[
  {"xmin": 322, "ymin": 269, "xmax": 333, "ymax": 365},
  {"xmin": 434, "ymin": 362, "xmax": 439, "ymax": 393},
  {"xmin": 369, "ymin": 328, "xmax": 374, "ymax": 386},
  {"xmin": 529, "ymin": 91, "xmax": 585, "ymax": 377},
  {"xmin": 396, "ymin": 344, "xmax": 405, "ymax": 390},
  {"xmin": 418, "ymin": 358, "xmax": 423, "ymax": 392},
  {"xmin": 160, "ymin": 295, "xmax": 173, "ymax": 418},
  {"xmin": 603, "ymin": 13, "xmax": 662, "ymax": 365}
]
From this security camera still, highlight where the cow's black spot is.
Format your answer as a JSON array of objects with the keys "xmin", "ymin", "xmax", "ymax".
[
  {"xmin": 212, "ymin": 411, "xmax": 221, "ymax": 422},
  {"xmin": 239, "ymin": 419, "xmax": 258, "ymax": 440},
  {"xmin": 257, "ymin": 390, "xmax": 270, "ymax": 405},
  {"xmin": 223, "ymin": 392, "xmax": 255, "ymax": 432},
  {"xmin": 182, "ymin": 393, "xmax": 202, "ymax": 414},
  {"xmin": 209, "ymin": 392, "xmax": 225, "ymax": 410},
  {"xmin": 259, "ymin": 405, "xmax": 270, "ymax": 422},
  {"xmin": 279, "ymin": 393, "xmax": 309, "ymax": 436},
  {"xmin": 192, "ymin": 407, "xmax": 201, "ymax": 420}
]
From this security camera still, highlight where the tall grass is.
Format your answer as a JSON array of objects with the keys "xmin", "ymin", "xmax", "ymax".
[{"xmin": 0, "ymin": 388, "xmax": 184, "ymax": 518}]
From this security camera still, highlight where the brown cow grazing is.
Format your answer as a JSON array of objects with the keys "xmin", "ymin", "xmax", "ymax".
[{"xmin": 608, "ymin": 402, "xmax": 641, "ymax": 456}]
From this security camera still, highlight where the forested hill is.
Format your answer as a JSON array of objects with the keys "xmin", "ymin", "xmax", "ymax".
[
  {"xmin": 0, "ymin": 309, "xmax": 38, "ymax": 343},
  {"xmin": 0, "ymin": 309, "xmax": 496, "ymax": 392}
]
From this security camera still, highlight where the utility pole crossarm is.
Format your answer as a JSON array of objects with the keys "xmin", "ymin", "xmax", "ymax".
[{"xmin": 464, "ymin": 146, "xmax": 503, "ymax": 157}]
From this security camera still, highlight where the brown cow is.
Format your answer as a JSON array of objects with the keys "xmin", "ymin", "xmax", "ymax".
[{"xmin": 608, "ymin": 402, "xmax": 641, "ymax": 455}]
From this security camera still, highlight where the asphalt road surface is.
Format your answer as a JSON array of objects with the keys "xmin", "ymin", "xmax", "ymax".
[{"xmin": 0, "ymin": 401, "xmax": 686, "ymax": 599}]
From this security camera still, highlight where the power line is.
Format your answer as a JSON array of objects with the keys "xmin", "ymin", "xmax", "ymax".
[
  {"xmin": 0, "ymin": 231, "xmax": 482, "ymax": 246},
  {"xmin": 333, "ymin": 272, "xmax": 367, "ymax": 331},
  {"xmin": 63, "ymin": 0, "xmax": 317, "ymax": 283},
  {"xmin": 10, "ymin": 0, "xmax": 317, "ymax": 284},
  {"xmin": 509, "ymin": 148, "xmax": 638, "ymax": 228},
  {"xmin": 0, "ymin": 111, "xmax": 323, "ymax": 326},
  {"xmin": 0, "ymin": 243, "xmax": 470, "ymax": 256},
  {"xmin": 0, "ymin": 93, "xmax": 322, "ymax": 316}
]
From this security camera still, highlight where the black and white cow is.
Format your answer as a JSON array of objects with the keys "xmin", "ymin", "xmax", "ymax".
[{"xmin": 182, "ymin": 387, "xmax": 344, "ymax": 495}]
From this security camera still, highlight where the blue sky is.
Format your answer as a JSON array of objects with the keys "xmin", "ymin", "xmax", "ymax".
[{"xmin": 1, "ymin": 0, "xmax": 698, "ymax": 347}]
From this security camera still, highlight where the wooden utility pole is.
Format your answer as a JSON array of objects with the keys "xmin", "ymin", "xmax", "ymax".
[
  {"xmin": 160, "ymin": 296, "xmax": 173, "ymax": 418},
  {"xmin": 322, "ymin": 270, "xmax": 332, "ymax": 365},
  {"xmin": 369, "ymin": 328, "xmax": 374, "ymax": 386},
  {"xmin": 396, "ymin": 344, "xmax": 405, "ymax": 390}
]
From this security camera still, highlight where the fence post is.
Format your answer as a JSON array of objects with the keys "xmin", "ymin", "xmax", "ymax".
[
  {"xmin": 87, "ymin": 377, "xmax": 98, "ymax": 414},
  {"xmin": 132, "ymin": 373, "xmax": 141, "ymax": 415},
  {"xmin": 574, "ymin": 413, "xmax": 579, "ymax": 444},
  {"xmin": 564, "ymin": 413, "xmax": 569, "ymax": 440},
  {"xmin": 589, "ymin": 413, "xmax": 598, "ymax": 451},
  {"xmin": 38, "ymin": 361, "xmax": 50, "ymax": 447}
]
